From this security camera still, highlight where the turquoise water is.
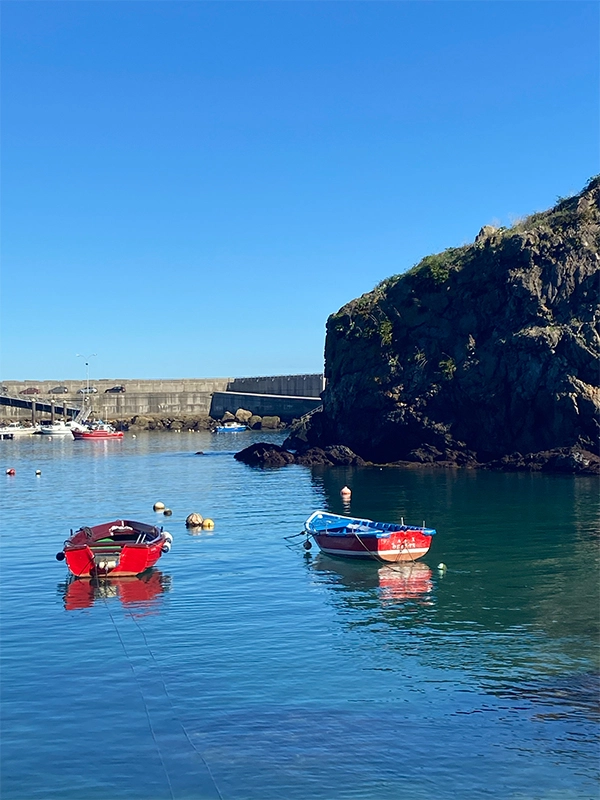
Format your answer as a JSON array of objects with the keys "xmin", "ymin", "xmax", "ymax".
[{"xmin": 1, "ymin": 431, "xmax": 598, "ymax": 800}]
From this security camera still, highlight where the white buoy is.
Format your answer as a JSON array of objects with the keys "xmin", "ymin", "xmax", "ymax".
[
  {"xmin": 437, "ymin": 563, "xmax": 447, "ymax": 571},
  {"xmin": 132, "ymin": 434, "xmax": 136, "ymax": 439},
  {"xmin": 35, "ymin": 470, "xmax": 41, "ymax": 476},
  {"xmin": 153, "ymin": 501, "xmax": 165, "ymax": 511},
  {"xmin": 340, "ymin": 486, "xmax": 351, "ymax": 498}
]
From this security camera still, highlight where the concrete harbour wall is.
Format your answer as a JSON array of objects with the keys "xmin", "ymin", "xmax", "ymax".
[
  {"xmin": 210, "ymin": 392, "xmax": 321, "ymax": 422},
  {"xmin": 0, "ymin": 376, "xmax": 323, "ymax": 421},
  {"xmin": 227, "ymin": 374, "xmax": 324, "ymax": 398}
]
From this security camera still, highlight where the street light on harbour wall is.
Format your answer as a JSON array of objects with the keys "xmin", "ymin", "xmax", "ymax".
[{"xmin": 76, "ymin": 353, "xmax": 97, "ymax": 398}]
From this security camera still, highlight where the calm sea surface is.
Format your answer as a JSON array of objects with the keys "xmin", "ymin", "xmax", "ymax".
[{"xmin": 1, "ymin": 431, "xmax": 598, "ymax": 800}]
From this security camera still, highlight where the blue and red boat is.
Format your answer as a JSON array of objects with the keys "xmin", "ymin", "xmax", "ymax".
[{"xmin": 304, "ymin": 511, "xmax": 435, "ymax": 562}]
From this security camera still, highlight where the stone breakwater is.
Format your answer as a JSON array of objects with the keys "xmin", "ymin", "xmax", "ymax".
[
  {"xmin": 234, "ymin": 441, "xmax": 600, "ymax": 475},
  {"xmin": 109, "ymin": 409, "xmax": 287, "ymax": 432}
]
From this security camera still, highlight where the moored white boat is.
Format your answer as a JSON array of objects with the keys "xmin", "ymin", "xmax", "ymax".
[
  {"xmin": 0, "ymin": 422, "xmax": 40, "ymax": 436},
  {"xmin": 39, "ymin": 420, "xmax": 73, "ymax": 436}
]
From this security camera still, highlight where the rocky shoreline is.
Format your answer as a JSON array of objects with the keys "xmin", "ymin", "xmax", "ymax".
[
  {"xmin": 234, "ymin": 441, "xmax": 600, "ymax": 475},
  {"xmin": 104, "ymin": 409, "xmax": 287, "ymax": 432}
]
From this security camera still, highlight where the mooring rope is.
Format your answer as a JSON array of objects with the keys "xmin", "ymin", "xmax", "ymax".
[
  {"xmin": 100, "ymin": 594, "xmax": 176, "ymax": 800},
  {"xmin": 125, "ymin": 609, "xmax": 225, "ymax": 800}
]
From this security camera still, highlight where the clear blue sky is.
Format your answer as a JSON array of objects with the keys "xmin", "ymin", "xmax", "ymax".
[{"xmin": 1, "ymin": 1, "xmax": 597, "ymax": 381}]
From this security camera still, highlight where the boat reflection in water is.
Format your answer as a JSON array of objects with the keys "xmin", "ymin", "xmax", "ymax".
[
  {"xmin": 310, "ymin": 554, "xmax": 434, "ymax": 605},
  {"xmin": 61, "ymin": 569, "xmax": 171, "ymax": 612},
  {"xmin": 378, "ymin": 562, "xmax": 433, "ymax": 602}
]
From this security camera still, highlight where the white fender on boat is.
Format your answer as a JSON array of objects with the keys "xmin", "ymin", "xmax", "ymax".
[
  {"xmin": 161, "ymin": 541, "xmax": 172, "ymax": 553},
  {"xmin": 162, "ymin": 532, "xmax": 173, "ymax": 543}
]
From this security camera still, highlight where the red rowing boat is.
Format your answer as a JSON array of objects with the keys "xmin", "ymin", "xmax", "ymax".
[{"xmin": 56, "ymin": 519, "xmax": 172, "ymax": 577}]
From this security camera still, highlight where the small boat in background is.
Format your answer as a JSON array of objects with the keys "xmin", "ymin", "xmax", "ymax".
[
  {"xmin": 39, "ymin": 420, "xmax": 72, "ymax": 436},
  {"xmin": 72, "ymin": 421, "xmax": 124, "ymax": 440},
  {"xmin": 0, "ymin": 422, "xmax": 39, "ymax": 437},
  {"xmin": 56, "ymin": 519, "xmax": 172, "ymax": 577},
  {"xmin": 214, "ymin": 422, "xmax": 247, "ymax": 432},
  {"xmin": 304, "ymin": 511, "xmax": 436, "ymax": 562}
]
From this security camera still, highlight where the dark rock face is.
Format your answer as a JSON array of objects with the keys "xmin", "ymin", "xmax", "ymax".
[
  {"xmin": 309, "ymin": 178, "xmax": 600, "ymax": 465},
  {"xmin": 296, "ymin": 445, "xmax": 366, "ymax": 466},
  {"xmin": 234, "ymin": 442, "xmax": 365, "ymax": 467},
  {"xmin": 486, "ymin": 446, "xmax": 599, "ymax": 475},
  {"xmin": 234, "ymin": 443, "xmax": 295, "ymax": 467}
]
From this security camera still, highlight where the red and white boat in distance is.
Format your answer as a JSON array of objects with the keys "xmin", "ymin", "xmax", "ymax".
[
  {"xmin": 57, "ymin": 519, "xmax": 172, "ymax": 577},
  {"xmin": 71, "ymin": 421, "xmax": 123, "ymax": 440},
  {"xmin": 304, "ymin": 511, "xmax": 436, "ymax": 562}
]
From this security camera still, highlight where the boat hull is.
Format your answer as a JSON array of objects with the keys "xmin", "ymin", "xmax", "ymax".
[
  {"xmin": 313, "ymin": 530, "xmax": 432, "ymax": 562},
  {"xmin": 214, "ymin": 425, "xmax": 247, "ymax": 432}
]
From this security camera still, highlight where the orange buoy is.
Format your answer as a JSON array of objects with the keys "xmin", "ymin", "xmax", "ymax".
[{"xmin": 340, "ymin": 486, "xmax": 351, "ymax": 498}]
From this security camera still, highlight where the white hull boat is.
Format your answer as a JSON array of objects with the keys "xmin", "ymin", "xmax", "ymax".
[
  {"xmin": 0, "ymin": 423, "xmax": 40, "ymax": 437},
  {"xmin": 39, "ymin": 421, "xmax": 73, "ymax": 436}
]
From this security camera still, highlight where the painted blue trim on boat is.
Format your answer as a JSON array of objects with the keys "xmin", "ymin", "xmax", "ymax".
[{"xmin": 304, "ymin": 510, "xmax": 436, "ymax": 538}]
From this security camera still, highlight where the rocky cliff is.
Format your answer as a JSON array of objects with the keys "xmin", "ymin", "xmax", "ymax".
[{"xmin": 307, "ymin": 177, "xmax": 600, "ymax": 465}]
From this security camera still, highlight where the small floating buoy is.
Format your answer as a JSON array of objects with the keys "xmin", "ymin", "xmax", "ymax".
[
  {"xmin": 6, "ymin": 468, "xmax": 15, "ymax": 476},
  {"xmin": 35, "ymin": 470, "xmax": 42, "ymax": 476},
  {"xmin": 132, "ymin": 434, "xmax": 136, "ymax": 439},
  {"xmin": 303, "ymin": 538, "xmax": 312, "ymax": 550},
  {"xmin": 202, "ymin": 518, "xmax": 215, "ymax": 530},
  {"xmin": 340, "ymin": 486, "xmax": 351, "ymax": 498},
  {"xmin": 163, "ymin": 508, "xmax": 173, "ymax": 516},
  {"xmin": 153, "ymin": 501, "xmax": 165, "ymax": 511},
  {"xmin": 186, "ymin": 513, "xmax": 204, "ymax": 528},
  {"xmin": 437, "ymin": 563, "xmax": 447, "ymax": 572},
  {"xmin": 195, "ymin": 451, "xmax": 204, "ymax": 455},
  {"xmin": 55, "ymin": 551, "xmax": 65, "ymax": 561}
]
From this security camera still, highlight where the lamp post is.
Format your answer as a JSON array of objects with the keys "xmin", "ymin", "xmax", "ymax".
[{"xmin": 76, "ymin": 353, "xmax": 97, "ymax": 398}]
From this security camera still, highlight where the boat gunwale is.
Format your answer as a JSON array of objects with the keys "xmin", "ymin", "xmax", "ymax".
[{"xmin": 304, "ymin": 510, "xmax": 436, "ymax": 539}]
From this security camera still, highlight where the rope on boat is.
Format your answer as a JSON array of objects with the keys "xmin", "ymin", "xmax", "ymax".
[{"xmin": 99, "ymin": 594, "xmax": 176, "ymax": 800}]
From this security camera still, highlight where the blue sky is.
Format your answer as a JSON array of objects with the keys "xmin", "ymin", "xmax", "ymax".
[{"xmin": 1, "ymin": 1, "xmax": 597, "ymax": 381}]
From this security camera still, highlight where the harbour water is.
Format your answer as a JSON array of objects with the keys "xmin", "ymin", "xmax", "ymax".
[{"xmin": 1, "ymin": 431, "xmax": 598, "ymax": 800}]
